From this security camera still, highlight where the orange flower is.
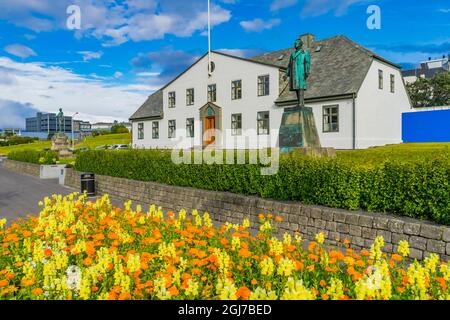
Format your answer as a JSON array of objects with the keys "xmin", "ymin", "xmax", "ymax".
[
  {"xmin": 251, "ymin": 279, "xmax": 258, "ymax": 285},
  {"xmin": 322, "ymin": 294, "xmax": 330, "ymax": 300},
  {"xmin": 168, "ymin": 286, "xmax": 179, "ymax": 297},
  {"xmin": 275, "ymin": 216, "xmax": 283, "ymax": 223},
  {"xmin": 118, "ymin": 292, "xmax": 132, "ymax": 300},
  {"xmin": 236, "ymin": 286, "xmax": 251, "ymax": 300},
  {"xmin": 361, "ymin": 249, "xmax": 370, "ymax": 257},
  {"xmin": 396, "ymin": 287, "xmax": 405, "ymax": 294},
  {"xmin": 83, "ymin": 257, "xmax": 93, "ymax": 266},
  {"xmin": 391, "ymin": 254, "xmax": 402, "ymax": 262},
  {"xmin": 44, "ymin": 248, "xmax": 52, "ymax": 257},
  {"xmin": 306, "ymin": 265, "xmax": 315, "ymax": 272},
  {"xmin": 239, "ymin": 248, "xmax": 252, "ymax": 258},
  {"xmin": 32, "ymin": 288, "xmax": 43, "ymax": 295},
  {"xmin": 319, "ymin": 280, "xmax": 327, "ymax": 287},
  {"xmin": 0, "ymin": 280, "xmax": 8, "ymax": 287}
]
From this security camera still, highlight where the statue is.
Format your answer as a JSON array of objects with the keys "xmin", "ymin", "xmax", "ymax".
[
  {"xmin": 278, "ymin": 35, "xmax": 335, "ymax": 157},
  {"xmin": 56, "ymin": 108, "xmax": 64, "ymax": 133},
  {"xmin": 284, "ymin": 38, "xmax": 311, "ymax": 107},
  {"xmin": 51, "ymin": 108, "xmax": 73, "ymax": 158}
]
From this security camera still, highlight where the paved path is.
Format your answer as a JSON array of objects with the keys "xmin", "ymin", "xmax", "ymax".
[{"xmin": 0, "ymin": 166, "xmax": 78, "ymax": 222}]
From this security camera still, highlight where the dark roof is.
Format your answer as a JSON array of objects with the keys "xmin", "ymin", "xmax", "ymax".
[
  {"xmin": 402, "ymin": 67, "xmax": 446, "ymax": 79},
  {"xmin": 129, "ymin": 89, "xmax": 163, "ymax": 121},
  {"xmin": 251, "ymin": 35, "xmax": 400, "ymax": 104}
]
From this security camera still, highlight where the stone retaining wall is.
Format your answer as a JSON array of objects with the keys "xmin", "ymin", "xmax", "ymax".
[
  {"xmin": 2, "ymin": 159, "xmax": 40, "ymax": 177},
  {"xmin": 65, "ymin": 168, "xmax": 450, "ymax": 261}
]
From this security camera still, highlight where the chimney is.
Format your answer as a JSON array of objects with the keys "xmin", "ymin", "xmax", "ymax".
[{"xmin": 300, "ymin": 33, "xmax": 315, "ymax": 49}]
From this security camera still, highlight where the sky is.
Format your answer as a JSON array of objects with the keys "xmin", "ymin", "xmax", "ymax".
[{"xmin": 0, "ymin": 0, "xmax": 449, "ymax": 129}]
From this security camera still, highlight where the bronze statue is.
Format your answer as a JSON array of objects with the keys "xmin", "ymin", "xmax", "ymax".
[
  {"xmin": 56, "ymin": 108, "xmax": 64, "ymax": 133},
  {"xmin": 284, "ymin": 37, "xmax": 311, "ymax": 107}
]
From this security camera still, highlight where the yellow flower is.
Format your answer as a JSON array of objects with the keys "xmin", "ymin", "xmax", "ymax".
[
  {"xmin": 315, "ymin": 232, "xmax": 325, "ymax": 245},
  {"xmin": 260, "ymin": 257, "xmax": 275, "ymax": 276},
  {"xmin": 397, "ymin": 240, "xmax": 410, "ymax": 257},
  {"xmin": 281, "ymin": 278, "xmax": 315, "ymax": 300},
  {"xmin": 0, "ymin": 218, "xmax": 6, "ymax": 229}
]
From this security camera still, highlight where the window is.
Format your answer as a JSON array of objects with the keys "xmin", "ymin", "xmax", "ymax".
[
  {"xmin": 186, "ymin": 118, "xmax": 194, "ymax": 138},
  {"xmin": 137, "ymin": 123, "xmax": 144, "ymax": 140},
  {"xmin": 152, "ymin": 121, "xmax": 159, "ymax": 139},
  {"xmin": 231, "ymin": 114, "xmax": 242, "ymax": 136},
  {"xmin": 258, "ymin": 75, "xmax": 270, "ymax": 96},
  {"xmin": 323, "ymin": 105, "xmax": 339, "ymax": 133},
  {"xmin": 186, "ymin": 88, "xmax": 194, "ymax": 106},
  {"xmin": 168, "ymin": 120, "xmax": 176, "ymax": 138},
  {"xmin": 390, "ymin": 74, "xmax": 395, "ymax": 93},
  {"xmin": 378, "ymin": 70, "xmax": 383, "ymax": 89},
  {"xmin": 231, "ymin": 80, "xmax": 242, "ymax": 100},
  {"xmin": 257, "ymin": 111, "xmax": 270, "ymax": 135},
  {"xmin": 208, "ymin": 84, "xmax": 217, "ymax": 103},
  {"xmin": 168, "ymin": 92, "xmax": 176, "ymax": 108}
]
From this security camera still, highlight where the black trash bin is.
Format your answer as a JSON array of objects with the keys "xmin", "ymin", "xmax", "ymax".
[{"xmin": 81, "ymin": 173, "xmax": 95, "ymax": 196}]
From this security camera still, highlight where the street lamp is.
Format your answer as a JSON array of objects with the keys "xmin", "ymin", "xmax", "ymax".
[{"xmin": 71, "ymin": 112, "xmax": 79, "ymax": 150}]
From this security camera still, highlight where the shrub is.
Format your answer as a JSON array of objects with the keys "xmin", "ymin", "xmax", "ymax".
[
  {"xmin": 8, "ymin": 150, "xmax": 58, "ymax": 165},
  {"xmin": 75, "ymin": 150, "xmax": 450, "ymax": 225},
  {"xmin": 0, "ymin": 193, "xmax": 448, "ymax": 300}
]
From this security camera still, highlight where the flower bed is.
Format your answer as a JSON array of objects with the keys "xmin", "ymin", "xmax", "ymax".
[{"xmin": 0, "ymin": 193, "xmax": 448, "ymax": 300}]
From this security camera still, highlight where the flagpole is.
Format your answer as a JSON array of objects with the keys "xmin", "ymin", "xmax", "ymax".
[{"xmin": 208, "ymin": 0, "xmax": 212, "ymax": 77}]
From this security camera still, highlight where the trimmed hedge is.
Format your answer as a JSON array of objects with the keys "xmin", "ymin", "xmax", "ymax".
[
  {"xmin": 75, "ymin": 150, "xmax": 450, "ymax": 225},
  {"xmin": 8, "ymin": 150, "xmax": 58, "ymax": 165}
]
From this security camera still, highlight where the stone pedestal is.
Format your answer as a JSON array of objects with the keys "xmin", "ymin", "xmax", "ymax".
[
  {"xmin": 51, "ymin": 133, "xmax": 74, "ymax": 159},
  {"xmin": 279, "ymin": 106, "xmax": 335, "ymax": 157}
]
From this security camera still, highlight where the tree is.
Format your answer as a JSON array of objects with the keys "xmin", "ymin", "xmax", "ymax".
[
  {"xmin": 406, "ymin": 71, "xmax": 450, "ymax": 108},
  {"xmin": 111, "ymin": 124, "xmax": 129, "ymax": 134}
]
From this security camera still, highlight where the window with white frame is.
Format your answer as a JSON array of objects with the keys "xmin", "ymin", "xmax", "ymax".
[
  {"xmin": 323, "ymin": 105, "xmax": 339, "ymax": 133},
  {"xmin": 231, "ymin": 113, "xmax": 242, "ymax": 136},
  {"xmin": 257, "ymin": 111, "xmax": 269, "ymax": 135},
  {"xmin": 186, "ymin": 88, "xmax": 194, "ymax": 106},
  {"xmin": 208, "ymin": 84, "xmax": 216, "ymax": 103},
  {"xmin": 258, "ymin": 75, "xmax": 270, "ymax": 96},
  {"xmin": 186, "ymin": 118, "xmax": 194, "ymax": 138},
  {"xmin": 390, "ymin": 74, "xmax": 395, "ymax": 93},
  {"xmin": 231, "ymin": 80, "xmax": 242, "ymax": 100},
  {"xmin": 168, "ymin": 120, "xmax": 176, "ymax": 138},
  {"xmin": 378, "ymin": 70, "xmax": 383, "ymax": 90},
  {"xmin": 138, "ymin": 123, "xmax": 144, "ymax": 140},
  {"xmin": 168, "ymin": 92, "xmax": 176, "ymax": 108},
  {"xmin": 152, "ymin": 121, "xmax": 159, "ymax": 139}
]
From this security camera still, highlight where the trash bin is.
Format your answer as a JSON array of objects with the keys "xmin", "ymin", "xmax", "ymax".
[{"xmin": 81, "ymin": 173, "xmax": 95, "ymax": 196}]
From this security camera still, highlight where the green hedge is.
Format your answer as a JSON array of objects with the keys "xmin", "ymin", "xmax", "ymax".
[
  {"xmin": 8, "ymin": 150, "xmax": 58, "ymax": 165},
  {"xmin": 75, "ymin": 150, "xmax": 450, "ymax": 225}
]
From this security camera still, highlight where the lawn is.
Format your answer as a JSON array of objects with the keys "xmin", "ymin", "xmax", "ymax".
[
  {"xmin": 337, "ymin": 142, "xmax": 450, "ymax": 166},
  {"xmin": 0, "ymin": 133, "xmax": 131, "ymax": 156},
  {"xmin": 0, "ymin": 140, "xmax": 51, "ymax": 156},
  {"xmin": 75, "ymin": 133, "xmax": 131, "ymax": 149}
]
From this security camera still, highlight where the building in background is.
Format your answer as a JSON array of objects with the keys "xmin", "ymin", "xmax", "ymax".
[
  {"xmin": 26, "ymin": 112, "xmax": 73, "ymax": 134},
  {"xmin": 73, "ymin": 120, "xmax": 92, "ymax": 132},
  {"xmin": 0, "ymin": 128, "xmax": 22, "ymax": 136},
  {"xmin": 402, "ymin": 54, "xmax": 450, "ymax": 84},
  {"xmin": 130, "ymin": 34, "xmax": 411, "ymax": 150},
  {"xmin": 91, "ymin": 121, "xmax": 132, "ymax": 132}
]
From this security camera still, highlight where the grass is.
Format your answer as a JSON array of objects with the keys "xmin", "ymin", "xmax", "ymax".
[
  {"xmin": 337, "ymin": 142, "xmax": 450, "ymax": 166},
  {"xmin": 75, "ymin": 133, "xmax": 131, "ymax": 149},
  {"xmin": 0, "ymin": 133, "xmax": 131, "ymax": 156},
  {"xmin": 0, "ymin": 140, "xmax": 51, "ymax": 156}
]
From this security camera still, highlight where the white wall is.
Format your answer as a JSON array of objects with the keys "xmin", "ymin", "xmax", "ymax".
[
  {"xmin": 356, "ymin": 59, "xmax": 412, "ymax": 149},
  {"xmin": 133, "ymin": 52, "xmax": 282, "ymax": 150}
]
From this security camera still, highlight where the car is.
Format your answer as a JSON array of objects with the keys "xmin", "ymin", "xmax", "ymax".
[{"xmin": 115, "ymin": 144, "xmax": 131, "ymax": 150}]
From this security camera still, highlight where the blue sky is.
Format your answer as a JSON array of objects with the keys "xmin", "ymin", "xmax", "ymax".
[{"xmin": 0, "ymin": 0, "xmax": 449, "ymax": 128}]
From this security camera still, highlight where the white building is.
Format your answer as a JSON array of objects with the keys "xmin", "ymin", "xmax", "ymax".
[
  {"xmin": 402, "ymin": 55, "xmax": 450, "ymax": 84},
  {"xmin": 91, "ymin": 122, "xmax": 132, "ymax": 132},
  {"xmin": 130, "ymin": 34, "xmax": 412, "ymax": 150}
]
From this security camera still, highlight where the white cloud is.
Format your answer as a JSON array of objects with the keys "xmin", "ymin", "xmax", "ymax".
[
  {"xmin": 0, "ymin": 0, "xmax": 232, "ymax": 46},
  {"xmin": 271, "ymin": 0, "xmax": 297, "ymax": 11},
  {"xmin": 301, "ymin": 0, "xmax": 374, "ymax": 17},
  {"xmin": 113, "ymin": 71, "xmax": 123, "ymax": 78},
  {"xmin": 240, "ymin": 18, "xmax": 281, "ymax": 32},
  {"xmin": 136, "ymin": 72, "xmax": 161, "ymax": 77},
  {"xmin": 0, "ymin": 56, "xmax": 154, "ymax": 122},
  {"xmin": 77, "ymin": 51, "xmax": 103, "ymax": 61},
  {"xmin": 4, "ymin": 44, "xmax": 37, "ymax": 59}
]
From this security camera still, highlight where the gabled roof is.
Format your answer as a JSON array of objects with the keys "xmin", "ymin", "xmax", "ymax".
[
  {"xmin": 129, "ymin": 89, "xmax": 163, "ymax": 121},
  {"xmin": 251, "ymin": 35, "xmax": 401, "ymax": 104}
]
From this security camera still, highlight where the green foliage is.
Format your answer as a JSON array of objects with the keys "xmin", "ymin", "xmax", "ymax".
[
  {"xmin": 111, "ymin": 124, "xmax": 129, "ymax": 134},
  {"xmin": 75, "ymin": 149, "xmax": 450, "ymax": 225},
  {"xmin": 0, "ymin": 136, "xmax": 39, "ymax": 147},
  {"xmin": 8, "ymin": 150, "xmax": 58, "ymax": 165},
  {"xmin": 406, "ymin": 71, "xmax": 450, "ymax": 108}
]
